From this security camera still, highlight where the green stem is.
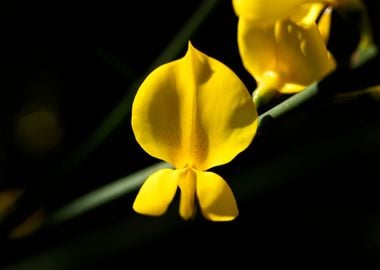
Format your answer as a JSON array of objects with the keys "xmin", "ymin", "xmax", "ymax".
[
  {"xmin": 258, "ymin": 82, "xmax": 319, "ymax": 123},
  {"xmin": 49, "ymin": 162, "xmax": 172, "ymax": 225}
]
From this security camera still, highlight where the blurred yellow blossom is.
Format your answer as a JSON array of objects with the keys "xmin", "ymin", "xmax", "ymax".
[
  {"xmin": 238, "ymin": 17, "xmax": 336, "ymax": 94},
  {"xmin": 233, "ymin": 0, "xmax": 336, "ymax": 105},
  {"xmin": 131, "ymin": 42, "xmax": 258, "ymax": 221},
  {"xmin": 9, "ymin": 208, "xmax": 45, "ymax": 239},
  {"xmin": 0, "ymin": 189, "xmax": 23, "ymax": 214},
  {"xmin": 0, "ymin": 189, "xmax": 45, "ymax": 238}
]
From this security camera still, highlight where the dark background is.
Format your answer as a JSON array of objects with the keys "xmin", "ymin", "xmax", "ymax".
[{"xmin": 1, "ymin": 0, "xmax": 380, "ymax": 269}]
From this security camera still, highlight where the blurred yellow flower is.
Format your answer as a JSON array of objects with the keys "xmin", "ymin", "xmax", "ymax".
[
  {"xmin": 233, "ymin": 0, "xmax": 336, "ymax": 104},
  {"xmin": 0, "ymin": 189, "xmax": 45, "ymax": 238},
  {"xmin": 131, "ymin": 42, "xmax": 258, "ymax": 221},
  {"xmin": 237, "ymin": 17, "xmax": 336, "ymax": 95}
]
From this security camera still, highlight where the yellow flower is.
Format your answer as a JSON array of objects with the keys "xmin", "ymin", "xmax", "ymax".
[
  {"xmin": 131, "ymin": 42, "xmax": 258, "ymax": 221},
  {"xmin": 237, "ymin": 17, "xmax": 336, "ymax": 95},
  {"xmin": 233, "ymin": 0, "xmax": 336, "ymax": 104}
]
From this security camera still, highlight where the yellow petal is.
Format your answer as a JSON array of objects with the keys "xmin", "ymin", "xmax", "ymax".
[
  {"xmin": 233, "ymin": 0, "xmax": 314, "ymax": 26},
  {"xmin": 233, "ymin": 0, "xmax": 336, "ymax": 26},
  {"xmin": 317, "ymin": 5, "xmax": 333, "ymax": 43},
  {"xmin": 196, "ymin": 170, "xmax": 239, "ymax": 221},
  {"xmin": 178, "ymin": 168, "xmax": 196, "ymax": 220},
  {"xmin": 237, "ymin": 20, "xmax": 279, "ymax": 87},
  {"xmin": 133, "ymin": 169, "xmax": 179, "ymax": 216},
  {"xmin": 291, "ymin": 3, "xmax": 325, "ymax": 25},
  {"xmin": 275, "ymin": 20, "xmax": 336, "ymax": 93},
  {"xmin": 132, "ymin": 42, "xmax": 258, "ymax": 170},
  {"xmin": 238, "ymin": 18, "xmax": 336, "ymax": 93}
]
